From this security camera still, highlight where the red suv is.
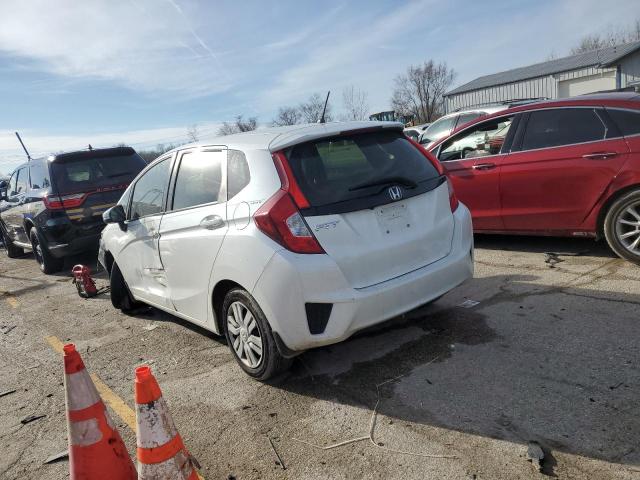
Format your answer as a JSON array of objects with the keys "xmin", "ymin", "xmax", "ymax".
[{"xmin": 429, "ymin": 93, "xmax": 640, "ymax": 264}]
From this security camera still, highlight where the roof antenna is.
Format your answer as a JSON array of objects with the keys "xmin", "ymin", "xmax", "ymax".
[
  {"xmin": 15, "ymin": 132, "xmax": 32, "ymax": 162},
  {"xmin": 88, "ymin": 144, "xmax": 93, "ymax": 151},
  {"xmin": 319, "ymin": 91, "xmax": 330, "ymax": 124}
]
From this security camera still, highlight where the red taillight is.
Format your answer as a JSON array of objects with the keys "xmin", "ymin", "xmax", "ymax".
[
  {"xmin": 43, "ymin": 192, "xmax": 88, "ymax": 210},
  {"xmin": 271, "ymin": 151, "xmax": 310, "ymax": 208},
  {"xmin": 446, "ymin": 177, "xmax": 459, "ymax": 212},
  {"xmin": 254, "ymin": 190, "xmax": 324, "ymax": 254}
]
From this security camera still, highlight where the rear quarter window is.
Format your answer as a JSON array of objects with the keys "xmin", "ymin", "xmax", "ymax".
[
  {"xmin": 607, "ymin": 108, "xmax": 640, "ymax": 136},
  {"xmin": 285, "ymin": 130, "xmax": 440, "ymax": 208}
]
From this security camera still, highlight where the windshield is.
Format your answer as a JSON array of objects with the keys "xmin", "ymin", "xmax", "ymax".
[
  {"xmin": 51, "ymin": 153, "xmax": 146, "ymax": 193},
  {"xmin": 285, "ymin": 130, "xmax": 440, "ymax": 207}
]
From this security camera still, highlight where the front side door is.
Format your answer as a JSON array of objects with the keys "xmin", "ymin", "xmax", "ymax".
[
  {"xmin": 117, "ymin": 157, "xmax": 173, "ymax": 308},
  {"xmin": 499, "ymin": 107, "xmax": 629, "ymax": 232},
  {"xmin": 159, "ymin": 147, "xmax": 228, "ymax": 324},
  {"xmin": 435, "ymin": 114, "xmax": 516, "ymax": 231},
  {"xmin": 2, "ymin": 167, "xmax": 29, "ymax": 243}
]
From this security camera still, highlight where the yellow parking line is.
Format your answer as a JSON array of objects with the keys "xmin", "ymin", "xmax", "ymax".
[{"xmin": 45, "ymin": 335, "xmax": 205, "ymax": 479}]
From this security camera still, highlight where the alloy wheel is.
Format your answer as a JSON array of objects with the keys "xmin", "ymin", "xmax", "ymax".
[
  {"xmin": 226, "ymin": 301, "xmax": 263, "ymax": 369},
  {"xmin": 615, "ymin": 201, "xmax": 640, "ymax": 255}
]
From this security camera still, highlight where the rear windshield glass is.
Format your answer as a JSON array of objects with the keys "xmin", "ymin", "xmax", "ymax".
[
  {"xmin": 285, "ymin": 130, "xmax": 440, "ymax": 207},
  {"xmin": 51, "ymin": 154, "xmax": 146, "ymax": 193}
]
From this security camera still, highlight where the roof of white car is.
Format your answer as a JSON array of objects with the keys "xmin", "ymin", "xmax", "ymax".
[{"xmin": 170, "ymin": 121, "xmax": 403, "ymax": 154}]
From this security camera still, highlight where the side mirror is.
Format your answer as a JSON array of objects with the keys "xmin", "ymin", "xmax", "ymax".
[{"xmin": 103, "ymin": 204, "xmax": 126, "ymax": 225}]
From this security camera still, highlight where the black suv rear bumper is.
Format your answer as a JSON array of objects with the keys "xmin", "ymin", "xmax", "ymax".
[{"xmin": 46, "ymin": 233, "xmax": 102, "ymax": 258}]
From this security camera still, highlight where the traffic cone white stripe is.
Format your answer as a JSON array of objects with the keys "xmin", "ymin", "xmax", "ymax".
[
  {"xmin": 139, "ymin": 450, "xmax": 194, "ymax": 479},
  {"xmin": 136, "ymin": 397, "xmax": 179, "ymax": 449},
  {"xmin": 65, "ymin": 370, "xmax": 101, "ymax": 411},
  {"xmin": 69, "ymin": 418, "xmax": 103, "ymax": 447}
]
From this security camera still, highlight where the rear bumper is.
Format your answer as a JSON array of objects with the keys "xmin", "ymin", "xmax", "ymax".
[
  {"xmin": 45, "ymin": 232, "xmax": 101, "ymax": 258},
  {"xmin": 252, "ymin": 204, "xmax": 474, "ymax": 352}
]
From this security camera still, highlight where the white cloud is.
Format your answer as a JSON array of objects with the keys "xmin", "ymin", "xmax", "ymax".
[
  {"xmin": 0, "ymin": 122, "xmax": 223, "ymax": 172},
  {"xmin": 0, "ymin": 0, "xmax": 230, "ymax": 96}
]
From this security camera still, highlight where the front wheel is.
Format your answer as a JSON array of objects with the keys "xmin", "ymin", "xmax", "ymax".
[
  {"xmin": 604, "ymin": 189, "xmax": 640, "ymax": 265},
  {"xmin": 222, "ymin": 288, "xmax": 292, "ymax": 380},
  {"xmin": 109, "ymin": 262, "xmax": 140, "ymax": 312},
  {"xmin": 29, "ymin": 229, "xmax": 63, "ymax": 274},
  {"xmin": 0, "ymin": 226, "xmax": 24, "ymax": 258}
]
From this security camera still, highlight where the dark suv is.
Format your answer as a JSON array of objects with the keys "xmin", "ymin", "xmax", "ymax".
[{"xmin": 0, "ymin": 147, "xmax": 146, "ymax": 273}]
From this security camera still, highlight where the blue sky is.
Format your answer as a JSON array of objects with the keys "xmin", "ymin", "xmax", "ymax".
[{"xmin": 0, "ymin": 0, "xmax": 639, "ymax": 173}]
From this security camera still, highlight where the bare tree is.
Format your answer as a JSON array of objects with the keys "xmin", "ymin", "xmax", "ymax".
[
  {"xmin": 299, "ymin": 93, "xmax": 332, "ymax": 123},
  {"xmin": 391, "ymin": 60, "xmax": 456, "ymax": 124},
  {"xmin": 186, "ymin": 124, "xmax": 200, "ymax": 143},
  {"xmin": 218, "ymin": 115, "xmax": 258, "ymax": 136},
  {"xmin": 341, "ymin": 85, "xmax": 369, "ymax": 121},
  {"xmin": 272, "ymin": 106, "xmax": 301, "ymax": 126},
  {"xmin": 570, "ymin": 19, "xmax": 640, "ymax": 54}
]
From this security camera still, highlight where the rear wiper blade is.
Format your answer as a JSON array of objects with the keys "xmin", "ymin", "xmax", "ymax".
[{"xmin": 349, "ymin": 176, "xmax": 418, "ymax": 191}]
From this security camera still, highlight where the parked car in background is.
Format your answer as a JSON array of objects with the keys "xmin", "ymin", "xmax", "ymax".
[
  {"xmin": 99, "ymin": 121, "xmax": 474, "ymax": 380},
  {"xmin": 428, "ymin": 92, "xmax": 640, "ymax": 265},
  {"xmin": 403, "ymin": 123, "xmax": 431, "ymax": 141},
  {"xmin": 0, "ymin": 147, "xmax": 146, "ymax": 273},
  {"xmin": 419, "ymin": 106, "xmax": 507, "ymax": 148}
]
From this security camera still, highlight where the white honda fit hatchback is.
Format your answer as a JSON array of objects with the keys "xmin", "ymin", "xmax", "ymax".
[{"xmin": 99, "ymin": 122, "xmax": 473, "ymax": 379}]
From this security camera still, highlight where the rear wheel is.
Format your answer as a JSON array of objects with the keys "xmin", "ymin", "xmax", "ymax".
[
  {"xmin": 604, "ymin": 189, "xmax": 640, "ymax": 265},
  {"xmin": 222, "ymin": 288, "xmax": 292, "ymax": 380},
  {"xmin": 29, "ymin": 229, "xmax": 63, "ymax": 274},
  {"xmin": 0, "ymin": 226, "xmax": 24, "ymax": 258},
  {"xmin": 109, "ymin": 262, "xmax": 139, "ymax": 312}
]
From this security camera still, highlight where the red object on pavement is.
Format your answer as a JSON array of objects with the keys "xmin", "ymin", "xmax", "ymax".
[{"xmin": 72, "ymin": 265, "xmax": 98, "ymax": 298}]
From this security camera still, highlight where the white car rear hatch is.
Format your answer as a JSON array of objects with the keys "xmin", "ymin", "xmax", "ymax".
[{"xmin": 280, "ymin": 128, "xmax": 455, "ymax": 289}]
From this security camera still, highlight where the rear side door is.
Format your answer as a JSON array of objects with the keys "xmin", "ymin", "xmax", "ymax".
[
  {"xmin": 434, "ymin": 114, "xmax": 517, "ymax": 231},
  {"xmin": 117, "ymin": 157, "xmax": 173, "ymax": 308},
  {"xmin": 499, "ymin": 107, "xmax": 629, "ymax": 232},
  {"xmin": 158, "ymin": 147, "xmax": 228, "ymax": 324},
  {"xmin": 2, "ymin": 166, "xmax": 29, "ymax": 244}
]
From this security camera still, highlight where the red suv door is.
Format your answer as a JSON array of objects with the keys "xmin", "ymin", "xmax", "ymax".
[
  {"xmin": 433, "ymin": 114, "xmax": 516, "ymax": 231},
  {"xmin": 499, "ymin": 107, "xmax": 629, "ymax": 233}
]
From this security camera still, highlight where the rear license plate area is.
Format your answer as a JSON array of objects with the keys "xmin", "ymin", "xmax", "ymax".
[{"xmin": 376, "ymin": 203, "xmax": 408, "ymax": 233}]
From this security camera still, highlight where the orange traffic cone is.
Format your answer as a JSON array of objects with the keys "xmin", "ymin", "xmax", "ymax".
[
  {"xmin": 134, "ymin": 365, "xmax": 199, "ymax": 479},
  {"xmin": 63, "ymin": 343, "xmax": 137, "ymax": 480}
]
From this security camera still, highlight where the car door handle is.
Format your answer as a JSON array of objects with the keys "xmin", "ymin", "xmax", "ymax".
[
  {"xmin": 472, "ymin": 163, "xmax": 496, "ymax": 170},
  {"xmin": 582, "ymin": 152, "xmax": 618, "ymax": 160},
  {"xmin": 200, "ymin": 215, "xmax": 225, "ymax": 230}
]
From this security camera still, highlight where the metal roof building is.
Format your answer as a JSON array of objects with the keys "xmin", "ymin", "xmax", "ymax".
[{"xmin": 444, "ymin": 40, "xmax": 640, "ymax": 112}]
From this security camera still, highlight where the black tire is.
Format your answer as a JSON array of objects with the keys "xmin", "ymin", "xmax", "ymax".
[
  {"xmin": 109, "ymin": 262, "xmax": 139, "ymax": 312},
  {"xmin": 222, "ymin": 288, "xmax": 292, "ymax": 380},
  {"xmin": 29, "ymin": 228, "xmax": 63, "ymax": 274},
  {"xmin": 0, "ymin": 225, "xmax": 24, "ymax": 258},
  {"xmin": 604, "ymin": 189, "xmax": 640, "ymax": 265}
]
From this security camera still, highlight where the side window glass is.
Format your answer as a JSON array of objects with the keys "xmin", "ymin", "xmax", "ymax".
[
  {"xmin": 172, "ymin": 151, "xmax": 223, "ymax": 210},
  {"xmin": 29, "ymin": 161, "xmax": 50, "ymax": 190},
  {"xmin": 14, "ymin": 168, "xmax": 28, "ymax": 195},
  {"xmin": 421, "ymin": 116, "xmax": 456, "ymax": 144},
  {"xmin": 607, "ymin": 109, "xmax": 640, "ymax": 136},
  {"xmin": 522, "ymin": 108, "xmax": 606, "ymax": 150},
  {"xmin": 456, "ymin": 112, "xmax": 481, "ymax": 128},
  {"xmin": 227, "ymin": 150, "xmax": 250, "ymax": 200},
  {"xmin": 130, "ymin": 159, "xmax": 170, "ymax": 220},
  {"xmin": 438, "ymin": 116, "xmax": 514, "ymax": 161},
  {"xmin": 8, "ymin": 171, "xmax": 19, "ymax": 196}
]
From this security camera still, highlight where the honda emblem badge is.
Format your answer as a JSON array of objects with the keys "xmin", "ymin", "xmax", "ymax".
[{"xmin": 388, "ymin": 185, "xmax": 403, "ymax": 201}]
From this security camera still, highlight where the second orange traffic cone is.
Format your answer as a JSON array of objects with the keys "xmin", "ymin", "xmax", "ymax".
[
  {"xmin": 63, "ymin": 343, "xmax": 137, "ymax": 480},
  {"xmin": 134, "ymin": 365, "xmax": 199, "ymax": 479}
]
